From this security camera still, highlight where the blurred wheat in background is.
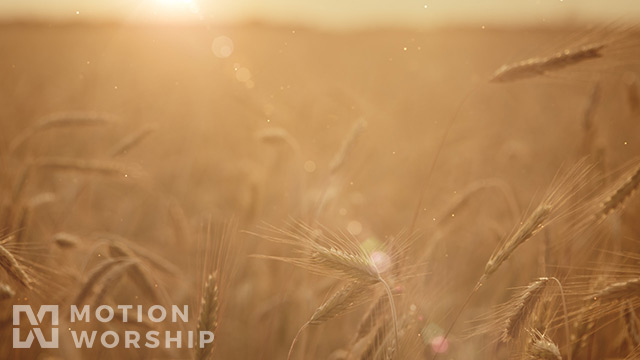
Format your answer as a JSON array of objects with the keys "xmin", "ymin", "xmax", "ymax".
[{"xmin": 2, "ymin": 1, "xmax": 640, "ymax": 359}]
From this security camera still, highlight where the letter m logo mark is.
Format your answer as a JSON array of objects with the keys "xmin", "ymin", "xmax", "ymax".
[{"xmin": 13, "ymin": 305, "xmax": 59, "ymax": 348}]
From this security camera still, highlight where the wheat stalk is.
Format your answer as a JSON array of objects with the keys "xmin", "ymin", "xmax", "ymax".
[
  {"xmin": 359, "ymin": 317, "xmax": 391, "ymax": 360},
  {"xmin": 112, "ymin": 309, "xmax": 154, "ymax": 330},
  {"xmin": 98, "ymin": 234, "xmax": 179, "ymax": 275},
  {"xmin": 313, "ymin": 118, "xmax": 368, "ymax": 220},
  {"xmin": 73, "ymin": 258, "xmax": 131, "ymax": 305},
  {"xmin": 622, "ymin": 302, "xmax": 640, "ymax": 351},
  {"xmin": 581, "ymin": 82, "xmax": 602, "ymax": 157},
  {"xmin": 328, "ymin": 118, "xmax": 367, "ymax": 175},
  {"xmin": 358, "ymin": 305, "xmax": 418, "ymax": 360},
  {"xmin": 625, "ymin": 72, "xmax": 639, "ymax": 113},
  {"xmin": 107, "ymin": 242, "xmax": 161, "ymax": 303},
  {"xmin": 352, "ymin": 293, "xmax": 388, "ymax": 346},
  {"xmin": 435, "ymin": 178, "xmax": 521, "ymax": 226},
  {"xmin": 91, "ymin": 261, "xmax": 135, "ymax": 306},
  {"xmin": 10, "ymin": 164, "xmax": 32, "ymax": 204},
  {"xmin": 626, "ymin": 345, "xmax": 640, "ymax": 360},
  {"xmin": 11, "ymin": 193, "xmax": 56, "ymax": 244},
  {"xmin": 583, "ymin": 82, "xmax": 602, "ymax": 134}
]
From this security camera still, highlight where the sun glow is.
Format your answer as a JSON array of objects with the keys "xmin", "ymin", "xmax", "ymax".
[{"xmin": 147, "ymin": 0, "xmax": 200, "ymax": 20}]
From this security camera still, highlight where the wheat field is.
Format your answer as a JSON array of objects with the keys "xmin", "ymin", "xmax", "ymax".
[{"xmin": 1, "ymin": 20, "xmax": 640, "ymax": 359}]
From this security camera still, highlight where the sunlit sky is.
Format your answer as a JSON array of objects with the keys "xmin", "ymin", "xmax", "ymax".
[{"xmin": 1, "ymin": 0, "xmax": 640, "ymax": 29}]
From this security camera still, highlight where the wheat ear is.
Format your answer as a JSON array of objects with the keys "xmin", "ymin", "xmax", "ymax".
[
  {"xmin": 585, "ymin": 277, "xmax": 640, "ymax": 304},
  {"xmin": 309, "ymin": 281, "xmax": 371, "ymax": 325},
  {"xmin": 600, "ymin": 164, "xmax": 640, "ymax": 218},
  {"xmin": 9, "ymin": 112, "xmax": 115, "ymax": 153},
  {"xmin": 52, "ymin": 232, "xmax": 81, "ymax": 249},
  {"xmin": 196, "ymin": 272, "xmax": 219, "ymax": 360},
  {"xmin": 491, "ymin": 43, "xmax": 604, "ymax": 83},
  {"xmin": 288, "ymin": 281, "xmax": 371, "ymax": 360},
  {"xmin": 109, "ymin": 124, "xmax": 156, "ymax": 157},
  {"xmin": 485, "ymin": 204, "xmax": 552, "ymax": 277},
  {"xmin": 314, "ymin": 118, "xmax": 368, "ymax": 220},
  {"xmin": 35, "ymin": 157, "xmax": 139, "ymax": 178},
  {"xmin": 502, "ymin": 278, "xmax": 550, "ymax": 342},
  {"xmin": 255, "ymin": 222, "xmax": 402, "ymax": 358},
  {"xmin": 502, "ymin": 277, "xmax": 571, "ymax": 360},
  {"xmin": 0, "ymin": 283, "xmax": 15, "ymax": 301},
  {"xmin": 526, "ymin": 329, "xmax": 562, "ymax": 360},
  {"xmin": 0, "ymin": 243, "xmax": 33, "ymax": 289},
  {"xmin": 255, "ymin": 127, "xmax": 301, "ymax": 155},
  {"xmin": 433, "ymin": 161, "xmax": 590, "ymax": 360}
]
